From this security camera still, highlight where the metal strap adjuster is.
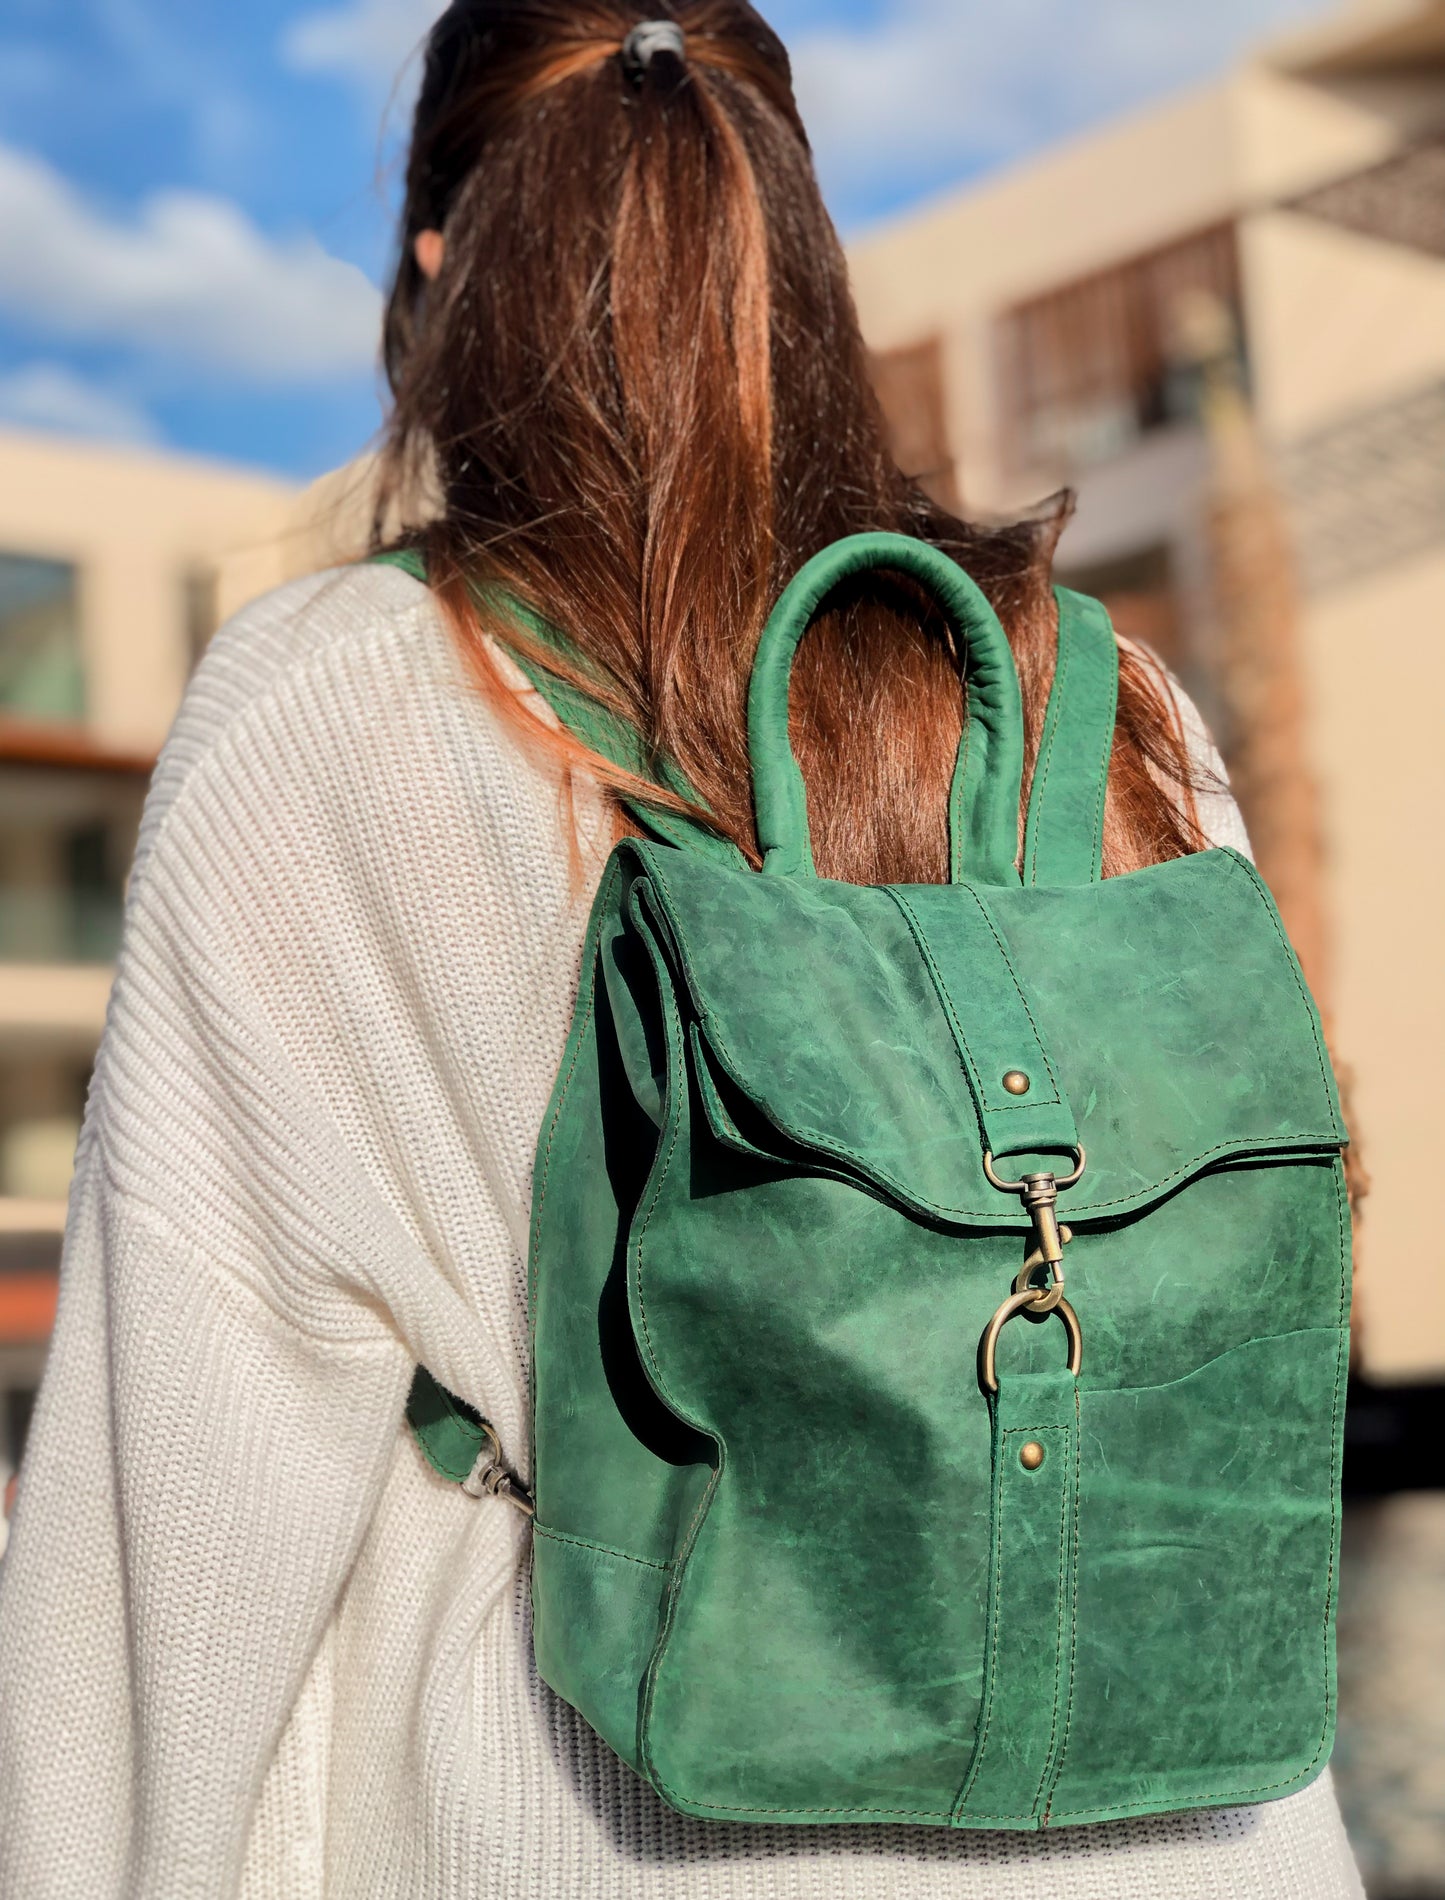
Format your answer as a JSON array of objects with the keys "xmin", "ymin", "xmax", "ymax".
[{"xmin": 460, "ymin": 1422, "xmax": 535, "ymax": 1517}]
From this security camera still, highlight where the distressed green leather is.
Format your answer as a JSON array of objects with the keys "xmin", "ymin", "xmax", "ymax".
[{"xmin": 377, "ymin": 535, "xmax": 1350, "ymax": 1829}]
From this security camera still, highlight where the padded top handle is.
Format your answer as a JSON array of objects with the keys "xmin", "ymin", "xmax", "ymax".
[{"xmin": 748, "ymin": 533, "xmax": 1025, "ymax": 885}]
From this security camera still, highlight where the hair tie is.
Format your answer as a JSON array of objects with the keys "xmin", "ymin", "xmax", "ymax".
[{"xmin": 620, "ymin": 20, "xmax": 687, "ymax": 82}]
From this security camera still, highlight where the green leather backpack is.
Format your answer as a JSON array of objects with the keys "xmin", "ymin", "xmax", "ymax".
[{"xmin": 385, "ymin": 533, "xmax": 1350, "ymax": 1831}]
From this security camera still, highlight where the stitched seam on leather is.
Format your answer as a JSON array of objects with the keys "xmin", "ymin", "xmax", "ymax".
[
  {"xmin": 651, "ymin": 1796, "xmax": 952, "ymax": 1819},
  {"xmin": 631, "ymin": 930, "xmax": 733, "ymax": 1796},
  {"xmin": 1215, "ymin": 850, "xmax": 1344, "ymax": 1140},
  {"xmin": 1025, "ymin": 601, "xmax": 1070, "ymax": 886},
  {"xmin": 951, "ymin": 1407, "xmax": 1007, "ymax": 1817},
  {"xmin": 1087, "ymin": 615, "xmax": 1116, "ymax": 882},
  {"xmin": 1049, "ymin": 1138, "xmax": 1340, "ymax": 1214},
  {"xmin": 901, "ymin": 884, "xmax": 1067, "ymax": 1109},
  {"xmin": 412, "ymin": 1417, "xmax": 475, "ymax": 1482},
  {"xmin": 689, "ymin": 1026, "xmax": 747, "ymax": 1147},
  {"xmin": 954, "ymin": 1421, "xmax": 1069, "ymax": 1825},
  {"xmin": 888, "ymin": 885, "xmax": 1066, "ymax": 1114},
  {"xmin": 1030, "ymin": 1422, "xmax": 1072, "ymax": 1821},
  {"xmin": 951, "ymin": 671, "xmax": 973, "ymax": 885},
  {"xmin": 1055, "ymin": 1751, "xmax": 1335, "ymax": 1820},
  {"xmin": 1026, "ymin": 598, "xmax": 1114, "ymax": 890},
  {"xmin": 1098, "ymin": 1323, "xmax": 1342, "ymax": 1399},
  {"xmin": 631, "ymin": 982, "xmax": 687, "ymax": 1404},
  {"xmin": 434, "ymin": 1384, "xmax": 486, "ymax": 1451},
  {"xmin": 639, "ymin": 1468, "xmax": 736, "ymax": 1806},
  {"xmin": 1044, "ymin": 1384, "xmax": 1085, "ymax": 1819},
  {"xmin": 411, "ymin": 1372, "xmax": 510, "ymax": 1484},
  {"xmin": 532, "ymin": 1522, "xmax": 672, "ymax": 1572},
  {"xmin": 1087, "ymin": 760, "xmax": 1107, "ymax": 882}
]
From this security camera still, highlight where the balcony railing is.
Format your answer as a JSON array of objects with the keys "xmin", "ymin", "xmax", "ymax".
[{"xmin": 996, "ymin": 222, "xmax": 1244, "ymax": 475}]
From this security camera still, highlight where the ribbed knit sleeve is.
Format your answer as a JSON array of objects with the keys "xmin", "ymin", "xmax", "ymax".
[
  {"xmin": 0, "ymin": 1183, "xmax": 411, "ymax": 1895},
  {"xmin": 0, "ymin": 566, "xmax": 602, "ymax": 1897}
]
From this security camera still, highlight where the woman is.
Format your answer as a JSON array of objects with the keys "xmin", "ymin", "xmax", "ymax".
[{"xmin": 0, "ymin": 4, "xmax": 1360, "ymax": 1895}]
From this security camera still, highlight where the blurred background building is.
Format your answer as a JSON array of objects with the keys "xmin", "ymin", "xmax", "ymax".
[
  {"xmin": 0, "ymin": 434, "xmax": 297, "ymax": 1487},
  {"xmin": 0, "ymin": 0, "xmax": 1440, "ymax": 1891}
]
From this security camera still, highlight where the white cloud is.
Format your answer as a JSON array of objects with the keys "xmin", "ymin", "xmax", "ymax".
[
  {"xmin": 280, "ymin": 0, "xmax": 1337, "ymax": 218},
  {"xmin": 0, "ymin": 362, "xmax": 160, "ymax": 444},
  {"xmin": 280, "ymin": 0, "xmax": 437, "ymax": 93},
  {"xmin": 0, "ymin": 142, "xmax": 382, "ymax": 384},
  {"xmin": 787, "ymin": 0, "xmax": 1338, "ymax": 204}
]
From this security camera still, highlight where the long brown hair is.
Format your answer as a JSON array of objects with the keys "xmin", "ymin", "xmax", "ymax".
[{"xmin": 378, "ymin": 0, "xmax": 1204, "ymax": 883}]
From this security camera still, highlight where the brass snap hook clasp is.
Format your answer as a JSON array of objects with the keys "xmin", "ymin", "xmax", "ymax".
[
  {"xmin": 978, "ymin": 1289, "xmax": 1083, "ymax": 1396},
  {"xmin": 1012, "ymin": 1221, "xmax": 1074, "ymax": 1313},
  {"xmin": 979, "ymin": 1146, "xmax": 1086, "ymax": 1393},
  {"xmin": 982, "ymin": 1147, "xmax": 1084, "ymax": 1317},
  {"xmin": 460, "ymin": 1421, "xmax": 536, "ymax": 1517}
]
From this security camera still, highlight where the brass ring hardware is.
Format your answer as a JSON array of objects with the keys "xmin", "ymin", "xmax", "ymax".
[
  {"xmin": 982, "ymin": 1146, "xmax": 1086, "ymax": 1194},
  {"xmin": 979, "ymin": 1290, "xmax": 1083, "ymax": 1396}
]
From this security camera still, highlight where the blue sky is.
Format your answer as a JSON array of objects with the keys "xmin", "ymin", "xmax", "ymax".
[{"xmin": 0, "ymin": 0, "xmax": 1336, "ymax": 481}]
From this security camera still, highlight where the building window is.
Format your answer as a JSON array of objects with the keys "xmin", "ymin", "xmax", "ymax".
[
  {"xmin": 0, "ymin": 552, "xmax": 84, "ymax": 724},
  {"xmin": 0, "ymin": 764, "xmax": 145, "ymax": 964},
  {"xmin": 998, "ymin": 224, "xmax": 1244, "ymax": 473},
  {"xmin": 0, "ymin": 1052, "xmax": 90, "ymax": 1205},
  {"xmin": 870, "ymin": 335, "xmax": 961, "ymax": 512}
]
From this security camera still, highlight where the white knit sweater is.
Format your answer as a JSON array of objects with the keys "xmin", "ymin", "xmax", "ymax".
[{"xmin": 0, "ymin": 563, "xmax": 1360, "ymax": 1899}]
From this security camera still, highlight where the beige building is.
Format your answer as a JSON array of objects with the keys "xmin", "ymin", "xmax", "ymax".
[
  {"xmin": 0, "ymin": 431, "xmax": 298, "ymax": 1481},
  {"xmin": 848, "ymin": 0, "xmax": 1445, "ymax": 1379}
]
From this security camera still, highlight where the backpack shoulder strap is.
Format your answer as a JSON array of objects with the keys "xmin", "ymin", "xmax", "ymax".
[
  {"xmin": 370, "ymin": 549, "xmax": 745, "ymax": 868},
  {"xmin": 1021, "ymin": 587, "xmax": 1120, "ymax": 887},
  {"xmin": 370, "ymin": 552, "xmax": 740, "ymax": 1494}
]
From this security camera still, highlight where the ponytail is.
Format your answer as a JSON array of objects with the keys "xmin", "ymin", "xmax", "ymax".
[{"xmin": 379, "ymin": 2, "xmax": 1208, "ymax": 881}]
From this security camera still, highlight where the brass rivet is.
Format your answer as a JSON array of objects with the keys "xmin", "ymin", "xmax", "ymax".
[
  {"xmin": 1002, "ymin": 1071, "xmax": 1031, "ymax": 1096},
  {"xmin": 1019, "ymin": 1441, "xmax": 1046, "ymax": 1471}
]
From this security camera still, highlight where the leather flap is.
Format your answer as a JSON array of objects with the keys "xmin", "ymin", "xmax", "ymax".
[{"xmin": 623, "ymin": 842, "xmax": 1345, "ymax": 1228}]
